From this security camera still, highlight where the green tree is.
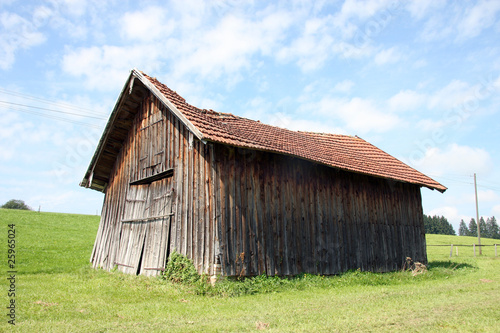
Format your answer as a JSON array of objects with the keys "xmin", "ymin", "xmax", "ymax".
[
  {"xmin": 1, "ymin": 199, "xmax": 31, "ymax": 210},
  {"xmin": 479, "ymin": 217, "xmax": 488, "ymax": 238},
  {"xmin": 423, "ymin": 214, "xmax": 455, "ymax": 235},
  {"xmin": 458, "ymin": 219, "xmax": 469, "ymax": 236},
  {"xmin": 468, "ymin": 218, "xmax": 478, "ymax": 237},
  {"xmin": 486, "ymin": 216, "xmax": 499, "ymax": 239}
]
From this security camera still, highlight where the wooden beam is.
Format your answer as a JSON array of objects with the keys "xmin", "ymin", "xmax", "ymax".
[
  {"xmin": 121, "ymin": 213, "xmax": 174, "ymax": 223},
  {"xmin": 130, "ymin": 168, "xmax": 174, "ymax": 185}
]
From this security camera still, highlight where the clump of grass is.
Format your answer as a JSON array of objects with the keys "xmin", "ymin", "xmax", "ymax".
[
  {"xmin": 159, "ymin": 256, "xmax": 476, "ymax": 298},
  {"xmin": 162, "ymin": 250, "xmax": 201, "ymax": 284}
]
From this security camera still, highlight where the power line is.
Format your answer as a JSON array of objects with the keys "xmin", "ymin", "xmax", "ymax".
[
  {"xmin": 0, "ymin": 100, "xmax": 108, "ymax": 120},
  {"xmin": 0, "ymin": 87, "xmax": 107, "ymax": 117},
  {"xmin": 477, "ymin": 184, "xmax": 500, "ymax": 192},
  {"xmin": 0, "ymin": 104, "xmax": 104, "ymax": 129},
  {"xmin": 427, "ymin": 174, "xmax": 500, "ymax": 193},
  {"xmin": 427, "ymin": 174, "xmax": 473, "ymax": 185}
]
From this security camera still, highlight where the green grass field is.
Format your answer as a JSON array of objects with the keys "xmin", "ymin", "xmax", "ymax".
[{"xmin": 1, "ymin": 208, "xmax": 499, "ymax": 332}]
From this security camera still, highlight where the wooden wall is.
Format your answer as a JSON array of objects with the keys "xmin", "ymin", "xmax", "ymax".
[
  {"xmin": 91, "ymin": 92, "xmax": 217, "ymax": 276},
  {"xmin": 212, "ymin": 145, "xmax": 427, "ymax": 276}
]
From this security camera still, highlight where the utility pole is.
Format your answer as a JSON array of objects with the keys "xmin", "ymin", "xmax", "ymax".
[{"xmin": 474, "ymin": 173, "xmax": 482, "ymax": 255}]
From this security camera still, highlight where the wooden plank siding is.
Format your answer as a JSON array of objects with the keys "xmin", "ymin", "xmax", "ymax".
[
  {"xmin": 91, "ymin": 92, "xmax": 217, "ymax": 276},
  {"xmin": 212, "ymin": 144, "xmax": 427, "ymax": 276}
]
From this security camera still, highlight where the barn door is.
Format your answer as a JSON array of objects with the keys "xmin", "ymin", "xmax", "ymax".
[
  {"xmin": 139, "ymin": 179, "xmax": 173, "ymax": 276},
  {"xmin": 115, "ymin": 185, "xmax": 150, "ymax": 275},
  {"xmin": 116, "ymin": 179, "xmax": 173, "ymax": 276},
  {"xmin": 115, "ymin": 96, "xmax": 174, "ymax": 276}
]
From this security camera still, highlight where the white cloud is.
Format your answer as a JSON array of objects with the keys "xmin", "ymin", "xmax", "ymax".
[
  {"xmin": 267, "ymin": 113, "xmax": 347, "ymax": 135},
  {"xmin": 406, "ymin": 0, "xmax": 446, "ymax": 20},
  {"xmin": 416, "ymin": 1, "xmax": 500, "ymax": 42},
  {"xmin": 492, "ymin": 204, "xmax": 500, "ymax": 217},
  {"xmin": 55, "ymin": 0, "xmax": 89, "ymax": 17},
  {"xmin": 477, "ymin": 189, "xmax": 500, "ymax": 203},
  {"xmin": 121, "ymin": 7, "xmax": 174, "ymax": 41},
  {"xmin": 374, "ymin": 47, "xmax": 402, "ymax": 65},
  {"xmin": 172, "ymin": 11, "xmax": 292, "ymax": 80},
  {"xmin": 0, "ymin": 11, "xmax": 46, "ymax": 70},
  {"xmin": 335, "ymin": 0, "xmax": 398, "ymax": 25},
  {"xmin": 333, "ymin": 41, "xmax": 376, "ymax": 60},
  {"xmin": 415, "ymin": 119, "xmax": 448, "ymax": 132},
  {"xmin": 302, "ymin": 96, "xmax": 400, "ymax": 134},
  {"xmin": 276, "ymin": 16, "xmax": 334, "ymax": 71},
  {"xmin": 428, "ymin": 206, "xmax": 461, "ymax": 220},
  {"xmin": 388, "ymin": 89, "xmax": 426, "ymax": 111},
  {"xmin": 427, "ymin": 80, "xmax": 474, "ymax": 110},
  {"xmin": 457, "ymin": 0, "xmax": 500, "ymax": 40},
  {"xmin": 413, "ymin": 59, "xmax": 427, "ymax": 68},
  {"xmin": 426, "ymin": 205, "xmax": 471, "ymax": 231},
  {"xmin": 64, "ymin": 8, "xmax": 293, "ymax": 89},
  {"xmin": 240, "ymin": 96, "xmax": 274, "ymax": 121},
  {"xmin": 409, "ymin": 143, "xmax": 493, "ymax": 176},
  {"xmin": 62, "ymin": 45, "xmax": 164, "ymax": 91},
  {"xmin": 333, "ymin": 80, "xmax": 354, "ymax": 93}
]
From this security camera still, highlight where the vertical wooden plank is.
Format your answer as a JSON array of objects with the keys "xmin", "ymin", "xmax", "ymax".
[
  {"xmin": 191, "ymin": 140, "xmax": 198, "ymax": 269},
  {"xmin": 228, "ymin": 148, "xmax": 236, "ymax": 276},
  {"xmin": 284, "ymin": 157, "xmax": 294, "ymax": 275},
  {"xmin": 210, "ymin": 144, "xmax": 219, "ymax": 276},
  {"xmin": 254, "ymin": 153, "xmax": 265, "ymax": 275},
  {"xmin": 274, "ymin": 155, "xmax": 284, "ymax": 275},
  {"xmin": 220, "ymin": 148, "xmax": 230, "ymax": 275},
  {"xmin": 294, "ymin": 160, "xmax": 305, "ymax": 274},
  {"xmin": 174, "ymin": 117, "xmax": 183, "ymax": 254},
  {"xmin": 180, "ymin": 126, "xmax": 188, "ymax": 257},
  {"xmin": 307, "ymin": 166, "xmax": 317, "ymax": 274},
  {"xmin": 245, "ymin": 151, "xmax": 258, "ymax": 276},
  {"xmin": 267, "ymin": 155, "xmax": 277, "ymax": 275},
  {"xmin": 279, "ymin": 156, "xmax": 289, "ymax": 276},
  {"xmin": 237, "ymin": 150, "xmax": 248, "ymax": 276},
  {"xmin": 324, "ymin": 168, "xmax": 334, "ymax": 275},
  {"xmin": 261, "ymin": 153, "xmax": 272, "ymax": 275},
  {"xmin": 315, "ymin": 169, "xmax": 325, "ymax": 273},
  {"xmin": 296, "ymin": 161, "xmax": 306, "ymax": 273}
]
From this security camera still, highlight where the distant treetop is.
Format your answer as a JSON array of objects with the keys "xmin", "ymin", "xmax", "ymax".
[{"xmin": 1, "ymin": 199, "xmax": 32, "ymax": 210}]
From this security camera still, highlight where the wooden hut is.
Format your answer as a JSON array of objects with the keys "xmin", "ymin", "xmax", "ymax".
[{"xmin": 81, "ymin": 69, "xmax": 446, "ymax": 277}]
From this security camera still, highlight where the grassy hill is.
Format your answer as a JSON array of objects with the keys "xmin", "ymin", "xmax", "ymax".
[
  {"xmin": 1, "ymin": 209, "xmax": 499, "ymax": 332},
  {"xmin": 427, "ymin": 233, "xmax": 498, "ymax": 259}
]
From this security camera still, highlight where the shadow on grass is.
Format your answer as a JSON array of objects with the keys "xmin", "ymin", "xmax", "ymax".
[{"xmin": 427, "ymin": 261, "xmax": 476, "ymax": 270}]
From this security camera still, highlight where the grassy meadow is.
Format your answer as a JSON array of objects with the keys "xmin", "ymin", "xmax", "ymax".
[{"xmin": 1, "ymin": 208, "xmax": 499, "ymax": 332}]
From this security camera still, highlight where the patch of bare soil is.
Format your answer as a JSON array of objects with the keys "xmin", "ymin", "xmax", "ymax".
[{"xmin": 256, "ymin": 321, "xmax": 269, "ymax": 330}]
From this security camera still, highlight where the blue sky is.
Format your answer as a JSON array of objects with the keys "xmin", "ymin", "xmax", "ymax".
[{"xmin": 1, "ymin": 0, "xmax": 499, "ymax": 232}]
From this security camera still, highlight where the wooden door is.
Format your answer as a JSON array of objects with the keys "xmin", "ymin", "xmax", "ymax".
[{"xmin": 115, "ymin": 177, "xmax": 173, "ymax": 276}]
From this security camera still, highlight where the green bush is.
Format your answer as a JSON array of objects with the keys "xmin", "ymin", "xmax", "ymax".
[
  {"xmin": 163, "ymin": 250, "xmax": 201, "ymax": 284},
  {"xmin": 1, "ymin": 199, "xmax": 31, "ymax": 210}
]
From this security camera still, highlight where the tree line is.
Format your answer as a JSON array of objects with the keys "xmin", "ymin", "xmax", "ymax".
[
  {"xmin": 423, "ymin": 215, "xmax": 456, "ymax": 235},
  {"xmin": 459, "ymin": 216, "xmax": 499, "ymax": 239},
  {"xmin": 424, "ymin": 214, "xmax": 500, "ymax": 239}
]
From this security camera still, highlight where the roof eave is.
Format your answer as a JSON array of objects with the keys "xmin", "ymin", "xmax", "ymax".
[
  {"xmin": 80, "ymin": 68, "xmax": 204, "ymax": 192},
  {"xmin": 79, "ymin": 72, "xmax": 135, "ymax": 191},
  {"xmin": 203, "ymin": 138, "xmax": 447, "ymax": 193}
]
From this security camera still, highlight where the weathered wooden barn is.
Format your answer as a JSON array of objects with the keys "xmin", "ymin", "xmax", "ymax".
[{"xmin": 81, "ymin": 69, "xmax": 446, "ymax": 277}]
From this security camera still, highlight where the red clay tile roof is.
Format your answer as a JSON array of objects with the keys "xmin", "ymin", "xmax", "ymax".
[{"xmin": 141, "ymin": 72, "xmax": 446, "ymax": 192}]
